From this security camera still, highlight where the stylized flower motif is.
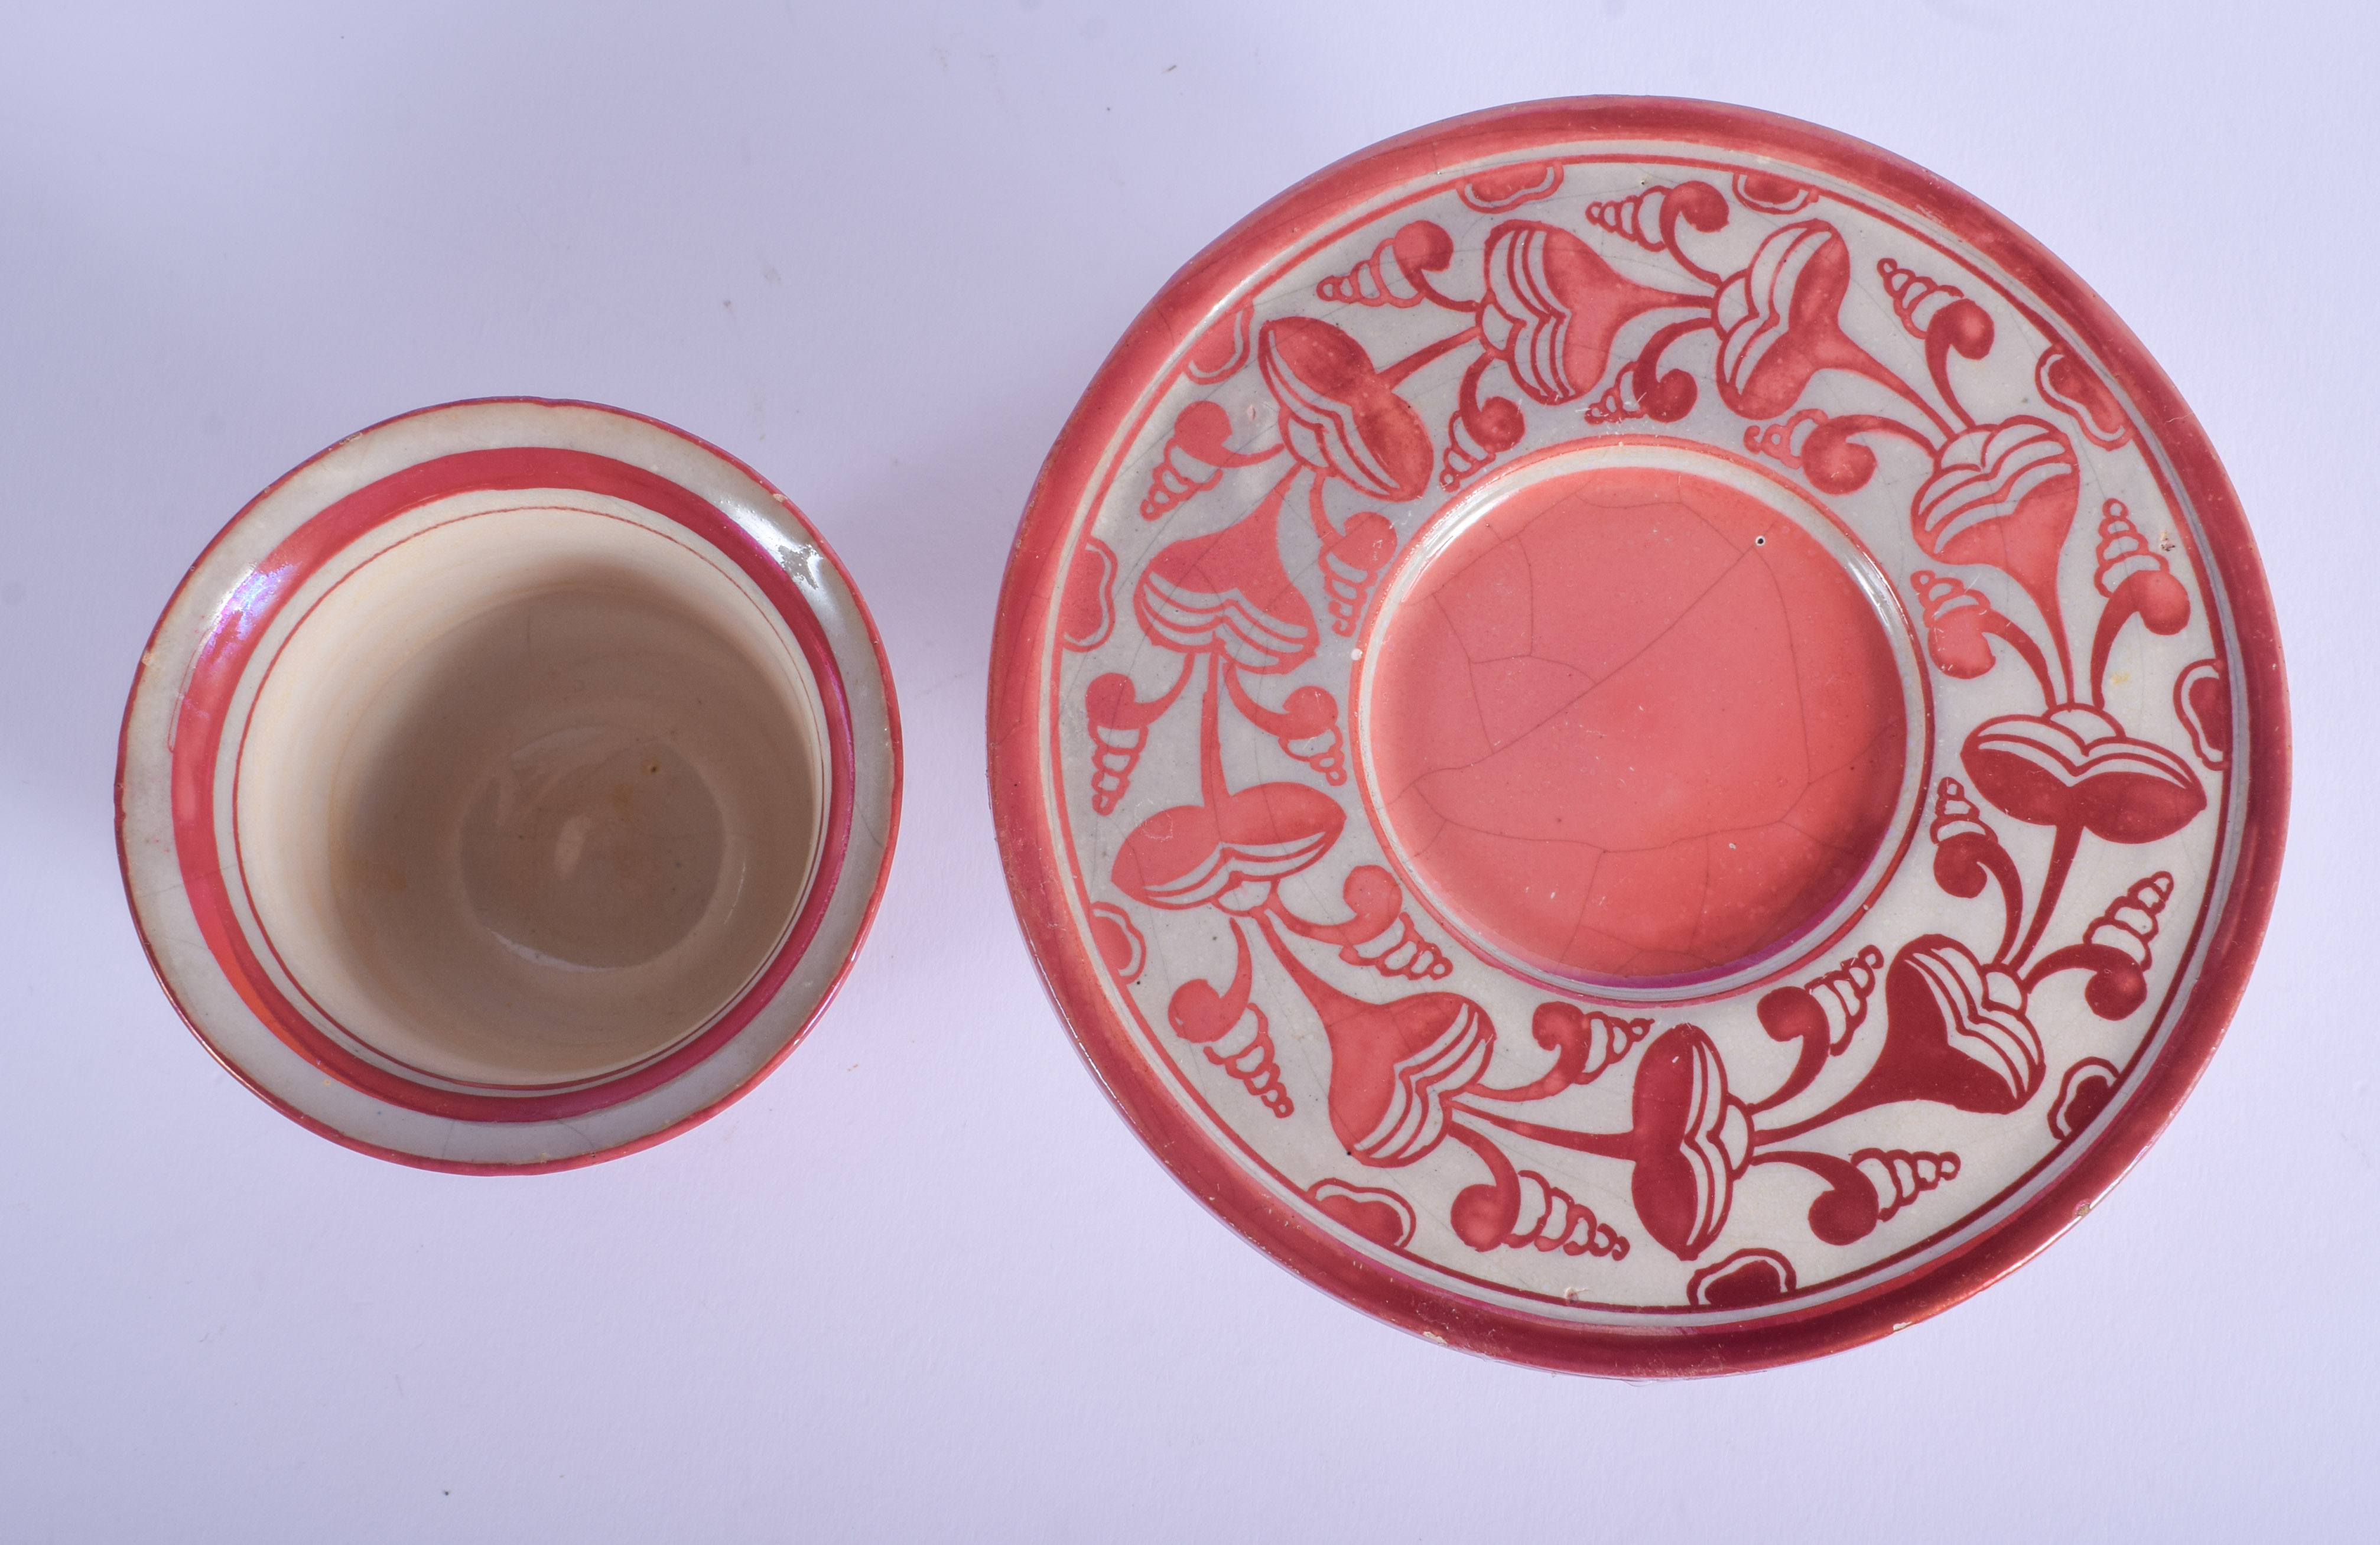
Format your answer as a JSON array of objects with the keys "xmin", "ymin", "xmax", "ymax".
[
  {"xmin": 2085, "ymin": 873, "xmax": 2170, "ymax": 965},
  {"xmin": 1962, "ymin": 705, "xmax": 2205, "ymax": 844},
  {"xmin": 1309, "ymin": 1179, "xmax": 1416, "ymax": 1247},
  {"xmin": 1747, "ymin": 946, "xmax": 1889, "ymax": 1107},
  {"xmin": 1758, "ymin": 944, "xmax": 1884, "ymax": 1071},
  {"xmin": 2049, "ymin": 1058, "xmax": 2121, "ymax": 1141},
  {"xmin": 1438, "ymin": 392, "xmax": 1524, "ymax": 487},
  {"xmin": 1082, "ymin": 669, "xmax": 1175, "ymax": 814},
  {"xmin": 1875, "ymin": 258, "xmax": 1997, "ymax": 425},
  {"xmin": 1627, "ymin": 1025, "xmax": 1754, "ymax": 1260},
  {"xmin": 1742, "ymin": 406, "xmax": 1900, "ymax": 495},
  {"xmin": 1910, "ymin": 417, "xmax": 2079, "ymax": 623},
  {"xmin": 1732, "ymin": 173, "xmax": 1816, "ymax": 214},
  {"xmin": 1164, "ymin": 925, "xmax": 1295, "ymax": 1118},
  {"xmin": 2025, "ymin": 871, "xmax": 2174, "ymax": 1022},
  {"xmin": 1178, "ymin": 998, "xmax": 1293, "ymax": 1116},
  {"xmin": 1139, "ymin": 401, "xmax": 1247, "ymax": 521},
  {"xmin": 1185, "ymin": 301, "xmax": 1254, "ymax": 384},
  {"xmin": 2035, "ymin": 342, "xmax": 2132, "ymax": 449},
  {"xmin": 1459, "ymin": 160, "xmax": 1563, "ymax": 212},
  {"xmin": 1477, "ymin": 220, "xmax": 1685, "ymax": 405},
  {"xmin": 1925, "ymin": 778, "xmax": 2022, "ymax": 945},
  {"xmin": 1849, "ymin": 1149, "xmax": 1959, "ymax": 1224},
  {"xmin": 1584, "ymin": 181, "xmax": 1729, "ymax": 254},
  {"xmin": 1088, "ymin": 901, "xmax": 1145, "ymax": 983},
  {"xmin": 1713, "ymin": 220, "xmax": 1867, "ymax": 419},
  {"xmin": 1529, "ymin": 1002, "xmax": 1653, "ymax": 1088},
  {"xmin": 1317, "ymin": 511, "xmax": 1396, "ymax": 637},
  {"xmin": 2092, "ymin": 499, "xmax": 2190, "ymax": 634},
  {"xmin": 1840, "ymin": 935, "xmax": 2043, "ymax": 1117},
  {"xmin": 1688, "ymin": 1248, "xmax": 1798, "ymax": 1307},
  {"xmin": 1910, "ymin": 569, "xmax": 2004, "ymax": 679},
  {"xmin": 1316, "ymin": 990, "xmax": 1495, "ymax": 1167},
  {"xmin": 1451, "ymin": 1163, "xmax": 1625, "ymax": 1258},
  {"xmin": 1110, "ymin": 784, "xmax": 1344, "ymax": 914},
  {"xmin": 1332, "ymin": 867, "xmax": 1454, "ymax": 980},
  {"xmin": 1059, "ymin": 538, "xmax": 1118, "ymax": 651},
  {"xmin": 1133, "ymin": 500, "xmax": 1318, "ymax": 674},
  {"xmin": 2088, "ymin": 871, "xmax": 2173, "ymax": 1000},
  {"xmin": 1877, "ymin": 258, "xmax": 1956, "ymax": 330},
  {"xmin": 2173, "ymin": 659, "xmax": 2231, "ymax": 770},
  {"xmin": 1243, "ymin": 916, "xmax": 1497, "ymax": 1170},
  {"xmin": 1256, "ymin": 317, "xmax": 1432, "ymax": 502},
  {"xmin": 1582, "ymin": 360, "xmax": 1654, "ymax": 424},
  {"xmin": 1315, "ymin": 222, "xmax": 1453, "ymax": 309},
  {"xmin": 1790, "ymin": 1146, "xmax": 1962, "ymax": 1247}
]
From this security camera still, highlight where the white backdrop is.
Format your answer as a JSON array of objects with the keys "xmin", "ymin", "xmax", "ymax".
[{"xmin": 2, "ymin": 3, "xmax": 2371, "ymax": 1540}]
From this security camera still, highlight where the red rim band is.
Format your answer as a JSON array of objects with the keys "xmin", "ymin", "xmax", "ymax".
[
  {"xmin": 171, "ymin": 447, "xmax": 857, "ymax": 1124},
  {"xmin": 987, "ymin": 98, "xmax": 2289, "ymax": 1375}
]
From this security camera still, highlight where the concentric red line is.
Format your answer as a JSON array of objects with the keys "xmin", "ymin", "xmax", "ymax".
[
  {"xmin": 228, "ymin": 500, "xmax": 795, "ymax": 1097},
  {"xmin": 987, "ymin": 97, "xmax": 2289, "ymax": 1375},
  {"xmin": 170, "ymin": 447, "xmax": 858, "ymax": 1124}
]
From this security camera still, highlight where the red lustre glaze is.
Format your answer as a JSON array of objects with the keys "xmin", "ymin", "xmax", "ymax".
[
  {"xmin": 1365, "ymin": 463, "xmax": 1906, "ymax": 985},
  {"xmin": 987, "ymin": 98, "xmax": 2290, "ymax": 1377}
]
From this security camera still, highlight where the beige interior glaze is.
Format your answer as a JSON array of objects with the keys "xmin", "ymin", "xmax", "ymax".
[{"xmin": 237, "ymin": 502, "xmax": 827, "ymax": 1088}]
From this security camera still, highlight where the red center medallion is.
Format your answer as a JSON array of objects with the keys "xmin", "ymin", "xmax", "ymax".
[{"xmin": 1362, "ymin": 460, "xmax": 1907, "ymax": 986}]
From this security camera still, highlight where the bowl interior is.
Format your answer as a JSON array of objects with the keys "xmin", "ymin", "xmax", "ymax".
[{"xmin": 236, "ymin": 499, "xmax": 827, "ymax": 1088}]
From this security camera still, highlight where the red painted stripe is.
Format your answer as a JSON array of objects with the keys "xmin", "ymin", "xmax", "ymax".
[{"xmin": 171, "ymin": 448, "xmax": 857, "ymax": 1123}]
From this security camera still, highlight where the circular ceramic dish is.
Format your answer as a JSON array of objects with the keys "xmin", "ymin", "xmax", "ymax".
[
  {"xmin": 989, "ymin": 99, "xmax": 2285, "ymax": 1373},
  {"xmin": 120, "ymin": 399, "xmax": 899, "ymax": 1172}
]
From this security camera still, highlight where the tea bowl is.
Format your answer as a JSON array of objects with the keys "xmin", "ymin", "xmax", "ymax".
[{"xmin": 118, "ymin": 399, "xmax": 899, "ymax": 1171}]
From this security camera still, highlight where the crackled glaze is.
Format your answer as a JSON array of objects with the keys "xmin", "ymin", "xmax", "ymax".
[
  {"xmin": 991, "ymin": 100, "xmax": 2285, "ymax": 1372},
  {"xmin": 1361, "ymin": 450, "xmax": 1914, "ymax": 991}
]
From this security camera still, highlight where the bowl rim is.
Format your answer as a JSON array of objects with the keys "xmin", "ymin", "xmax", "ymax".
[
  {"xmin": 985, "ymin": 96, "xmax": 2290, "ymax": 1376},
  {"xmin": 118, "ymin": 396, "xmax": 902, "ymax": 1173}
]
